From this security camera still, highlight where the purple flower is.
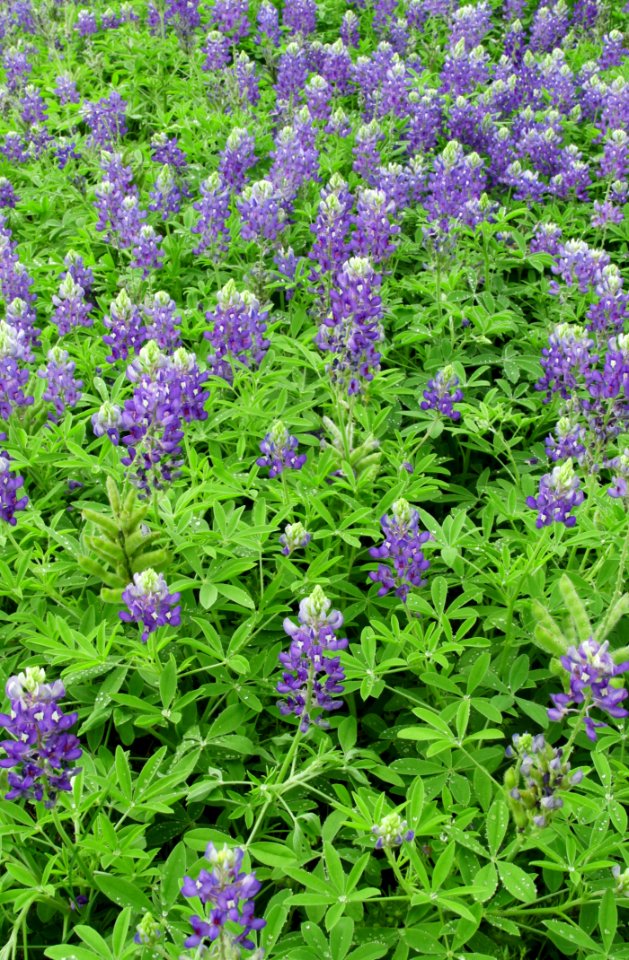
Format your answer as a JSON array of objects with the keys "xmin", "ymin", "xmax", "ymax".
[
  {"xmin": 210, "ymin": 0, "xmax": 249, "ymax": 41},
  {"xmin": 237, "ymin": 179, "xmax": 287, "ymax": 244},
  {"xmin": 103, "ymin": 289, "xmax": 146, "ymax": 363},
  {"xmin": 277, "ymin": 586, "xmax": 348, "ymax": 731},
  {"xmin": 269, "ymin": 109, "xmax": 319, "ymax": 202},
  {"xmin": 204, "ymin": 280, "xmax": 269, "ymax": 382},
  {"xmin": 530, "ymin": 222, "xmax": 563, "ymax": 256},
  {"xmin": 257, "ymin": 1, "xmax": 280, "ymax": 46},
  {"xmin": 257, "ymin": 422, "xmax": 306, "ymax": 478},
  {"xmin": 51, "ymin": 274, "xmax": 92, "ymax": 336},
  {"xmin": 526, "ymin": 459, "xmax": 584, "ymax": 528},
  {"xmin": 120, "ymin": 569, "xmax": 181, "ymax": 643},
  {"xmin": 548, "ymin": 638, "xmax": 629, "ymax": 741},
  {"xmin": 315, "ymin": 257, "xmax": 385, "ymax": 395},
  {"xmin": 341, "ymin": 11, "xmax": 360, "ymax": 47},
  {"xmin": 0, "ymin": 451, "xmax": 28, "ymax": 525},
  {"xmin": 600, "ymin": 31, "xmax": 628, "ymax": 71},
  {"xmin": 545, "ymin": 418, "xmax": 586, "ymax": 463},
  {"xmin": 181, "ymin": 844, "xmax": 265, "ymax": 952},
  {"xmin": 304, "ymin": 75, "xmax": 332, "ymax": 123},
  {"xmin": 149, "ymin": 166, "xmax": 187, "ymax": 219},
  {"xmin": 350, "ymin": 187, "xmax": 400, "ymax": 263},
  {"xmin": 163, "ymin": 0, "xmax": 201, "ymax": 45},
  {"xmin": 142, "ymin": 291, "xmax": 182, "ymax": 351},
  {"xmin": 117, "ymin": 342, "xmax": 208, "ymax": 491},
  {"xmin": 536, "ymin": 324, "xmax": 594, "ymax": 402},
  {"xmin": 421, "ymin": 366, "xmax": 464, "ymax": 420},
  {"xmin": 38, "ymin": 347, "xmax": 82, "ymax": 421},
  {"xmin": 372, "ymin": 812, "xmax": 414, "ymax": 849},
  {"xmin": 0, "ymin": 178, "xmax": 18, "ymax": 209},
  {"xmin": 91, "ymin": 401, "xmax": 122, "ymax": 444},
  {"xmin": 61, "ymin": 252, "xmax": 94, "ymax": 296},
  {"xmin": 81, "ymin": 92, "xmax": 127, "ymax": 148},
  {"xmin": 150, "ymin": 134, "xmax": 188, "ymax": 171},
  {"xmin": 201, "ymin": 29, "xmax": 231, "ymax": 71},
  {"xmin": 219, "ymin": 128, "xmax": 257, "ymax": 192},
  {"xmin": 353, "ymin": 121, "xmax": 384, "ymax": 182},
  {"xmin": 275, "ymin": 42, "xmax": 309, "ymax": 104},
  {"xmin": 192, "ymin": 173, "xmax": 231, "ymax": 257},
  {"xmin": 551, "ymin": 240, "xmax": 610, "ymax": 294},
  {"xmin": 308, "ymin": 174, "xmax": 353, "ymax": 280},
  {"xmin": 369, "ymin": 498, "xmax": 431, "ymax": 602},
  {"xmin": 283, "ymin": 0, "xmax": 316, "ymax": 37},
  {"xmin": 131, "ymin": 225, "xmax": 164, "ymax": 277},
  {"xmin": 75, "ymin": 9, "xmax": 98, "ymax": 35},
  {"xmin": 0, "ymin": 667, "xmax": 81, "ymax": 805},
  {"xmin": 279, "ymin": 522, "xmax": 311, "ymax": 556}
]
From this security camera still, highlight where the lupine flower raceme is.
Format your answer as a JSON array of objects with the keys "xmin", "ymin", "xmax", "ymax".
[
  {"xmin": 526, "ymin": 459, "xmax": 584, "ymax": 528},
  {"xmin": 279, "ymin": 522, "xmax": 311, "ymax": 556},
  {"xmin": 257, "ymin": 421, "xmax": 306, "ymax": 478},
  {"xmin": 277, "ymin": 586, "xmax": 348, "ymax": 731},
  {"xmin": 369, "ymin": 498, "xmax": 432, "ymax": 602},
  {"xmin": 181, "ymin": 844, "xmax": 265, "ymax": 953},
  {"xmin": 0, "ymin": 667, "xmax": 81, "ymax": 805},
  {"xmin": 372, "ymin": 812, "xmax": 415, "ymax": 849},
  {"xmin": 548, "ymin": 638, "xmax": 629, "ymax": 741},
  {"xmin": 204, "ymin": 280, "xmax": 269, "ymax": 382},
  {"xmin": 0, "ymin": 450, "xmax": 28, "ymax": 524},
  {"xmin": 120, "ymin": 568, "xmax": 181, "ymax": 642},
  {"xmin": 421, "ymin": 366, "xmax": 464, "ymax": 420}
]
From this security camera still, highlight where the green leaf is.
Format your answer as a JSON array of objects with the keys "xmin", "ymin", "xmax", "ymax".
[
  {"xmin": 114, "ymin": 747, "xmax": 133, "ymax": 803},
  {"xmin": 471, "ymin": 862, "xmax": 498, "ymax": 902},
  {"xmin": 159, "ymin": 655, "xmax": 178, "ymax": 708},
  {"xmin": 432, "ymin": 841, "xmax": 455, "ymax": 890},
  {"xmin": 497, "ymin": 862, "xmax": 536, "ymax": 903},
  {"xmin": 93, "ymin": 874, "xmax": 153, "ymax": 912},
  {"xmin": 599, "ymin": 888, "xmax": 617, "ymax": 951},
  {"xmin": 161, "ymin": 842, "xmax": 187, "ymax": 907},
  {"xmin": 543, "ymin": 920, "xmax": 598, "ymax": 952},
  {"xmin": 330, "ymin": 918, "xmax": 354, "ymax": 959},
  {"xmin": 216, "ymin": 583, "xmax": 255, "ymax": 608},
  {"xmin": 75, "ymin": 926, "xmax": 113, "ymax": 959},
  {"xmin": 111, "ymin": 909, "xmax": 132, "ymax": 959},
  {"xmin": 45, "ymin": 949, "xmax": 101, "ymax": 960},
  {"xmin": 486, "ymin": 796, "xmax": 509, "ymax": 857}
]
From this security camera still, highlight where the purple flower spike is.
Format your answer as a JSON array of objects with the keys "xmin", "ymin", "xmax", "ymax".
[
  {"xmin": 369, "ymin": 498, "xmax": 431, "ymax": 602},
  {"xmin": 120, "ymin": 569, "xmax": 181, "ymax": 643},
  {"xmin": 0, "ymin": 452, "xmax": 28, "ymax": 525},
  {"xmin": 277, "ymin": 586, "xmax": 348, "ymax": 731},
  {"xmin": 181, "ymin": 843, "xmax": 265, "ymax": 952},
  {"xmin": 279, "ymin": 522, "xmax": 311, "ymax": 556},
  {"xmin": 0, "ymin": 667, "xmax": 81, "ymax": 805},
  {"xmin": 526, "ymin": 459, "xmax": 584, "ymax": 529},
  {"xmin": 372, "ymin": 812, "xmax": 414, "ymax": 850},
  {"xmin": 421, "ymin": 366, "xmax": 464, "ymax": 420},
  {"xmin": 548, "ymin": 638, "xmax": 629, "ymax": 741},
  {"xmin": 38, "ymin": 347, "xmax": 83, "ymax": 421},
  {"xmin": 257, "ymin": 422, "xmax": 306, "ymax": 478},
  {"xmin": 204, "ymin": 280, "xmax": 269, "ymax": 382}
]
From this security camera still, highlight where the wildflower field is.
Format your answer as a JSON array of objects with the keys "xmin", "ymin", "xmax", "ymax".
[{"xmin": 1, "ymin": 0, "xmax": 629, "ymax": 956}]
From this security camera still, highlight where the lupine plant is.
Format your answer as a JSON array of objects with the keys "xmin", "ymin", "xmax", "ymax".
[{"xmin": 0, "ymin": 2, "xmax": 628, "ymax": 960}]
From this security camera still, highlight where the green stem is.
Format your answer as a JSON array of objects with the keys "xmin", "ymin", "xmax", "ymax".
[
  {"xmin": 384, "ymin": 848, "xmax": 414, "ymax": 898},
  {"xmin": 51, "ymin": 808, "xmax": 91, "ymax": 888}
]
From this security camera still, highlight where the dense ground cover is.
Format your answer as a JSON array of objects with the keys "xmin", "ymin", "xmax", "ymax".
[{"xmin": 0, "ymin": 0, "xmax": 628, "ymax": 957}]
